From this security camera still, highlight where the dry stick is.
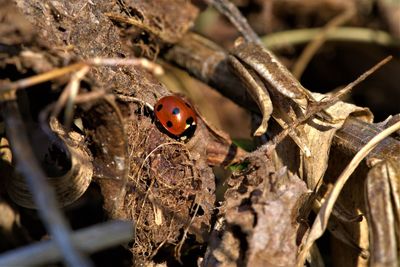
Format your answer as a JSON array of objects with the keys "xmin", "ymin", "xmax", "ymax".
[
  {"xmin": 0, "ymin": 220, "xmax": 134, "ymax": 267},
  {"xmin": 0, "ymin": 57, "xmax": 163, "ymax": 94},
  {"xmin": 115, "ymin": 95, "xmax": 154, "ymax": 111},
  {"xmin": 2, "ymin": 101, "xmax": 92, "ymax": 267},
  {"xmin": 261, "ymin": 27, "xmax": 400, "ymax": 49},
  {"xmin": 292, "ymin": 7, "xmax": 355, "ymax": 79},
  {"xmin": 88, "ymin": 57, "xmax": 163, "ymax": 75},
  {"xmin": 205, "ymin": 0, "xmax": 262, "ymax": 45},
  {"xmin": 266, "ymin": 56, "xmax": 393, "ymax": 155},
  {"xmin": 0, "ymin": 62, "xmax": 85, "ymax": 93},
  {"xmin": 297, "ymin": 119, "xmax": 400, "ymax": 267},
  {"xmin": 74, "ymin": 90, "xmax": 107, "ymax": 103}
]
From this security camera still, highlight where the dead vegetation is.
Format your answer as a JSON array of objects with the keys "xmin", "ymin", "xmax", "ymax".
[{"xmin": 0, "ymin": 0, "xmax": 399, "ymax": 266}]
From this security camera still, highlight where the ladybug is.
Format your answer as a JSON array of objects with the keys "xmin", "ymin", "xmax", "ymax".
[{"xmin": 154, "ymin": 95, "xmax": 197, "ymax": 140}]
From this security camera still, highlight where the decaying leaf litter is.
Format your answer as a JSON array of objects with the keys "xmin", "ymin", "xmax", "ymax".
[{"xmin": 0, "ymin": 0, "xmax": 399, "ymax": 266}]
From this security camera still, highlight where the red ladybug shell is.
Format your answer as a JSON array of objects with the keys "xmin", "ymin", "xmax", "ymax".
[{"xmin": 154, "ymin": 95, "xmax": 197, "ymax": 137}]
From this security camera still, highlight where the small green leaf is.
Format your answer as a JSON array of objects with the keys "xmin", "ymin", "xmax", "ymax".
[
  {"xmin": 232, "ymin": 138, "xmax": 256, "ymax": 151},
  {"xmin": 228, "ymin": 161, "xmax": 249, "ymax": 172}
]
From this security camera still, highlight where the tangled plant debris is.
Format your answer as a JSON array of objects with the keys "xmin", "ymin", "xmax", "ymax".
[{"xmin": 0, "ymin": 0, "xmax": 399, "ymax": 267}]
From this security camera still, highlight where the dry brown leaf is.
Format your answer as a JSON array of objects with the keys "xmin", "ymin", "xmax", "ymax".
[
  {"xmin": 210, "ymin": 154, "xmax": 308, "ymax": 266},
  {"xmin": 297, "ymin": 120, "xmax": 400, "ymax": 267},
  {"xmin": 273, "ymin": 93, "xmax": 372, "ymax": 193},
  {"xmin": 246, "ymin": 170, "xmax": 308, "ymax": 266},
  {"xmin": 212, "ymin": 231, "xmax": 241, "ymax": 267},
  {"xmin": 366, "ymin": 159, "xmax": 400, "ymax": 266},
  {"xmin": 300, "ymin": 92, "xmax": 373, "ymax": 191}
]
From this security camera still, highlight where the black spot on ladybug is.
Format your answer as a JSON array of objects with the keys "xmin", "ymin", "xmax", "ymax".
[
  {"xmin": 186, "ymin": 117, "xmax": 194, "ymax": 125},
  {"xmin": 156, "ymin": 104, "xmax": 163, "ymax": 112},
  {"xmin": 166, "ymin": 121, "xmax": 173, "ymax": 128},
  {"xmin": 172, "ymin": 107, "xmax": 180, "ymax": 115}
]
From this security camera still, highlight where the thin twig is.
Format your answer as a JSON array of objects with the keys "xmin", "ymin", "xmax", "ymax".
[
  {"xmin": 87, "ymin": 57, "xmax": 163, "ymax": 75},
  {"xmin": 0, "ymin": 57, "xmax": 163, "ymax": 95},
  {"xmin": 74, "ymin": 90, "xmax": 107, "ymax": 103},
  {"xmin": 0, "ymin": 220, "xmax": 134, "ymax": 267},
  {"xmin": 2, "ymin": 101, "xmax": 92, "ymax": 267},
  {"xmin": 0, "ymin": 62, "xmax": 85, "ymax": 93},
  {"xmin": 297, "ymin": 119, "xmax": 400, "ymax": 267},
  {"xmin": 261, "ymin": 27, "xmax": 399, "ymax": 50},
  {"xmin": 205, "ymin": 0, "xmax": 262, "ymax": 45},
  {"xmin": 115, "ymin": 95, "xmax": 154, "ymax": 111},
  {"xmin": 292, "ymin": 7, "xmax": 355, "ymax": 78},
  {"xmin": 265, "ymin": 56, "xmax": 393, "ymax": 155}
]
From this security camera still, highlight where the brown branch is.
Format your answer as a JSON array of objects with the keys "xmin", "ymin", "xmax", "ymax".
[
  {"xmin": 0, "ymin": 220, "xmax": 134, "ymax": 266},
  {"xmin": 205, "ymin": 0, "xmax": 262, "ymax": 45},
  {"xmin": 164, "ymin": 33, "xmax": 400, "ymax": 162}
]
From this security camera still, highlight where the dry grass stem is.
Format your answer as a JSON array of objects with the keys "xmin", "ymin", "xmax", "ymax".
[
  {"xmin": 297, "ymin": 120, "xmax": 400, "ymax": 266},
  {"xmin": 292, "ymin": 7, "xmax": 355, "ymax": 78}
]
